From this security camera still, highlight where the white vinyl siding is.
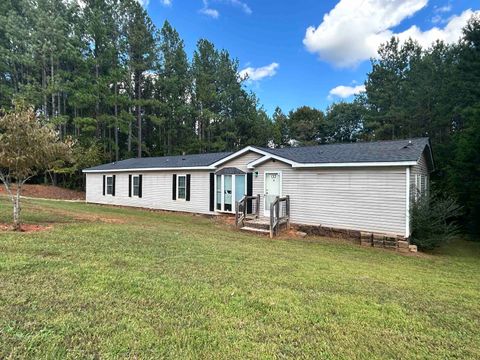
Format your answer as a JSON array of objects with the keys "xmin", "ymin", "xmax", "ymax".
[
  {"xmin": 410, "ymin": 151, "xmax": 429, "ymax": 201},
  {"xmin": 216, "ymin": 151, "xmax": 263, "ymax": 172},
  {"xmin": 85, "ymin": 150, "xmax": 422, "ymax": 237},
  {"xmin": 86, "ymin": 170, "xmax": 212, "ymax": 214},
  {"xmin": 253, "ymin": 159, "xmax": 407, "ymax": 236}
]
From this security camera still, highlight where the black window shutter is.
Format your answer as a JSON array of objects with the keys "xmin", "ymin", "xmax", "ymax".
[
  {"xmin": 209, "ymin": 173, "xmax": 215, "ymax": 211},
  {"xmin": 172, "ymin": 174, "xmax": 177, "ymax": 200},
  {"xmin": 103, "ymin": 175, "xmax": 106, "ymax": 196},
  {"xmin": 128, "ymin": 175, "xmax": 132, "ymax": 197},
  {"xmin": 247, "ymin": 172, "xmax": 253, "ymax": 196},
  {"xmin": 186, "ymin": 174, "xmax": 191, "ymax": 201},
  {"xmin": 112, "ymin": 175, "xmax": 116, "ymax": 196},
  {"xmin": 247, "ymin": 172, "xmax": 253, "ymax": 213},
  {"xmin": 138, "ymin": 175, "xmax": 143, "ymax": 198}
]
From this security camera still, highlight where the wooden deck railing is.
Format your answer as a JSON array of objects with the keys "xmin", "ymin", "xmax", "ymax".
[
  {"xmin": 235, "ymin": 194, "xmax": 260, "ymax": 228},
  {"xmin": 269, "ymin": 195, "xmax": 290, "ymax": 238}
]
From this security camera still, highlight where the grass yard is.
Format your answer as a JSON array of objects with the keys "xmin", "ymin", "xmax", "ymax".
[{"xmin": 0, "ymin": 197, "xmax": 479, "ymax": 359}]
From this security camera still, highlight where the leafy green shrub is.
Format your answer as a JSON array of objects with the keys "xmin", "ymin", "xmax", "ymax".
[{"xmin": 410, "ymin": 190, "xmax": 462, "ymax": 251}]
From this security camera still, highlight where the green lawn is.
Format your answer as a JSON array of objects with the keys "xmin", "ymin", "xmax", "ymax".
[{"xmin": 0, "ymin": 198, "xmax": 479, "ymax": 359}]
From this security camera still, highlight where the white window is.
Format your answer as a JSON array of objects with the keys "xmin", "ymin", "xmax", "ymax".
[
  {"xmin": 132, "ymin": 175, "xmax": 140, "ymax": 196},
  {"xmin": 106, "ymin": 176, "xmax": 113, "ymax": 195},
  {"xmin": 178, "ymin": 175, "xmax": 186, "ymax": 200},
  {"xmin": 216, "ymin": 175, "xmax": 222, "ymax": 210},
  {"xmin": 214, "ymin": 174, "xmax": 247, "ymax": 212},
  {"xmin": 414, "ymin": 174, "xmax": 428, "ymax": 200}
]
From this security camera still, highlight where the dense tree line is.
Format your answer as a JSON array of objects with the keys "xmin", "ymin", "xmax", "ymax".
[
  {"xmin": 0, "ymin": 2, "xmax": 478, "ymax": 234},
  {"xmin": 361, "ymin": 17, "xmax": 480, "ymax": 236},
  {"xmin": 271, "ymin": 17, "xmax": 480, "ymax": 235},
  {"xmin": 0, "ymin": 0, "xmax": 271, "ymax": 164}
]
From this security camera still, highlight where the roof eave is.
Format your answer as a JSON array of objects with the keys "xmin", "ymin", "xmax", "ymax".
[
  {"xmin": 83, "ymin": 166, "xmax": 216, "ymax": 173},
  {"xmin": 425, "ymin": 140, "xmax": 435, "ymax": 172},
  {"xmin": 209, "ymin": 146, "xmax": 275, "ymax": 168},
  {"xmin": 247, "ymin": 157, "xmax": 418, "ymax": 169},
  {"xmin": 291, "ymin": 161, "xmax": 418, "ymax": 168}
]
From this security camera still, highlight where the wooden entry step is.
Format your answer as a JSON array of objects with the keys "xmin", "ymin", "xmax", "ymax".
[
  {"xmin": 240, "ymin": 226, "xmax": 270, "ymax": 234},
  {"xmin": 243, "ymin": 218, "xmax": 270, "ymax": 230}
]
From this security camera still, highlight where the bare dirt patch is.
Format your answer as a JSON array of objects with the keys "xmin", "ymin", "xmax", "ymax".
[
  {"xmin": 72, "ymin": 212, "xmax": 126, "ymax": 224},
  {"xmin": 215, "ymin": 214, "xmax": 236, "ymax": 226},
  {"xmin": 0, "ymin": 223, "xmax": 53, "ymax": 232},
  {"xmin": 26, "ymin": 203, "xmax": 126, "ymax": 224},
  {"xmin": 0, "ymin": 184, "xmax": 85, "ymax": 200}
]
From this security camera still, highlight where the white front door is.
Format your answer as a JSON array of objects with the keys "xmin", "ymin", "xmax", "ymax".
[{"xmin": 264, "ymin": 171, "xmax": 282, "ymax": 216}]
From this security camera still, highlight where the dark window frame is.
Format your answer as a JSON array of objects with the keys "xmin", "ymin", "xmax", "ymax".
[{"xmin": 106, "ymin": 176, "xmax": 114, "ymax": 195}]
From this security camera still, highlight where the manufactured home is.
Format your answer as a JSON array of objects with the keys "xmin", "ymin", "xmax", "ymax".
[{"xmin": 83, "ymin": 138, "xmax": 434, "ymax": 239}]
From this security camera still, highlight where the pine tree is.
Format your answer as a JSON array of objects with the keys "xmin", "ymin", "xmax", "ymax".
[
  {"xmin": 272, "ymin": 107, "xmax": 290, "ymax": 147},
  {"xmin": 120, "ymin": 0, "xmax": 156, "ymax": 158},
  {"xmin": 155, "ymin": 20, "xmax": 192, "ymax": 155}
]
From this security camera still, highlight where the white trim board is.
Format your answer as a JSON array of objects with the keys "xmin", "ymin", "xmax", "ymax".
[
  {"xmin": 292, "ymin": 161, "xmax": 417, "ymax": 168},
  {"xmin": 83, "ymin": 166, "xmax": 215, "ymax": 173},
  {"xmin": 247, "ymin": 154, "xmax": 297, "ymax": 168},
  {"xmin": 247, "ymin": 156, "xmax": 418, "ymax": 169},
  {"xmin": 84, "ymin": 160, "xmax": 418, "ymax": 173},
  {"xmin": 405, "ymin": 166, "xmax": 411, "ymax": 238},
  {"xmin": 209, "ymin": 146, "xmax": 269, "ymax": 168}
]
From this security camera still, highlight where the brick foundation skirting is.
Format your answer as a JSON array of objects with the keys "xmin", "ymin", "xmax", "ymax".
[{"xmin": 294, "ymin": 224, "xmax": 408, "ymax": 250}]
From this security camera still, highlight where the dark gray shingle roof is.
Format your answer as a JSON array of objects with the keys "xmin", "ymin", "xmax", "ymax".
[
  {"xmin": 84, "ymin": 151, "xmax": 232, "ymax": 171},
  {"xmin": 84, "ymin": 138, "xmax": 432, "ymax": 172},
  {"xmin": 255, "ymin": 138, "xmax": 431, "ymax": 164}
]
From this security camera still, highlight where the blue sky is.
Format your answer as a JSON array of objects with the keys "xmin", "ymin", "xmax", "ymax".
[{"xmin": 143, "ymin": 0, "xmax": 479, "ymax": 115}]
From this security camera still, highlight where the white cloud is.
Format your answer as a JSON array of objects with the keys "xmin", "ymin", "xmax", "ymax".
[
  {"xmin": 199, "ymin": 0, "xmax": 251, "ymax": 19},
  {"xmin": 329, "ymin": 84, "xmax": 365, "ymax": 99},
  {"xmin": 160, "ymin": 0, "xmax": 172, "ymax": 6},
  {"xmin": 200, "ymin": 7, "xmax": 219, "ymax": 18},
  {"xmin": 432, "ymin": 2, "xmax": 453, "ymax": 23},
  {"xmin": 200, "ymin": 0, "xmax": 219, "ymax": 18},
  {"xmin": 431, "ymin": 15, "xmax": 443, "ymax": 24},
  {"xmin": 228, "ymin": 0, "xmax": 252, "ymax": 15},
  {"xmin": 434, "ymin": 4, "xmax": 452, "ymax": 13},
  {"xmin": 303, "ymin": 0, "xmax": 479, "ymax": 68},
  {"xmin": 396, "ymin": 10, "xmax": 478, "ymax": 47},
  {"xmin": 239, "ymin": 62, "xmax": 279, "ymax": 81}
]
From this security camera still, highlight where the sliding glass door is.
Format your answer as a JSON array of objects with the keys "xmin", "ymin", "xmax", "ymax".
[
  {"xmin": 216, "ymin": 175, "xmax": 222, "ymax": 211},
  {"xmin": 235, "ymin": 175, "xmax": 246, "ymax": 206},
  {"xmin": 215, "ymin": 174, "xmax": 246, "ymax": 213},
  {"xmin": 224, "ymin": 175, "xmax": 233, "ymax": 211}
]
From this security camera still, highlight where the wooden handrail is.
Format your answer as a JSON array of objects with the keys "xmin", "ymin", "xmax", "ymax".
[
  {"xmin": 235, "ymin": 194, "xmax": 260, "ymax": 228},
  {"xmin": 269, "ymin": 195, "xmax": 290, "ymax": 238}
]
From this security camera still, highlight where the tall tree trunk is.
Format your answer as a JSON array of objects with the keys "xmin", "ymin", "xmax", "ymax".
[
  {"xmin": 127, "ymin": 67, "xmax": 133, "ymax": 155},
  {"xmin": 95, "ymin": 58, "xmax": 100, "ymax": 138},
  {"xmin": 74, "ymin": 106, "xmax": 78, "ymax": 137},
  {"xmin": 43, "ymin": 55, "xmax": 48, "ymax": 118},
  {"xmin": 51, "ymin": 54, "xmax": 55, "ymax": 118},
  {"xmin": 136, "ymin": 72, "xmax": 142, "ymax": 158},
  {"xmin": 114, "ymin": 82, "xmax": 119, "ymax": 161},
  {"xmin": 128, "ymin": 107, "xmax": 132, "ymax": 154},
  {"xmin": 108, "ymin": 126, "xmax": 112, "ymax": 160},
  {"xmin": 12, "ymin": 181, "xmax": 21, "ymax": 231},
  {"xmin": 199, "ymin": 103, "xmax": 204, "ymax": 151},
  {"xmin": 63, "ymin": 92, "xmax": 67, "ymax": 139}
]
